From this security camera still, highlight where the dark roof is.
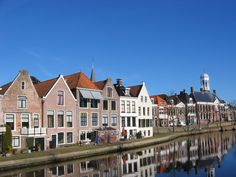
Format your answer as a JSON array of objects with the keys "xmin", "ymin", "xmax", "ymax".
[
  {"xmin": 64, "ymin": 72, "xmax": 99, "ymax": 90},
  {"xmin": 34, "ymin": 77, "xmax": 58, "ymax": 97},
  {"xmin": 95, "ymin": 80, "xmax": 107, "ymax": 90},
  {"xmin": 129, "ymin": 85, "xmax": 142, "ymax": 97},
  {"xmin": 30, "ymin": 76, "xmax": 41, "ymax": 84},
  {"xmin": 0, "ymin": 82, "xmax": 12, "ymax": 95},
  {"xmin": 178, "ymin": 91, "xmax": 190, "ymax": 104},
  {"xmin": 191, "ymin": 91, "xmax": 216, "ymax": 103}
]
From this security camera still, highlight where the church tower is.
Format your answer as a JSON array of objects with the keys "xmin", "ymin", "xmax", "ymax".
[
  {"xmin": 90, "ymin": 65, "xmax": 96, "ymax": 82},
  {"xmin": 200, "ymin": 73, "xmax": 210, "ymax": 92}
]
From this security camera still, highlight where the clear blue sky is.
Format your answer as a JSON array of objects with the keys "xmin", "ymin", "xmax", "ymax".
[{"xmin": 0, "ymin": 0, "xmax": 236, "ymax": 102}]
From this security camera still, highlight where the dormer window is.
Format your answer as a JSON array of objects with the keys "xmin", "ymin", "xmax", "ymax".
[{"xmin": 21, "ymin": 81, "xmax": 26, "ymax": 90}]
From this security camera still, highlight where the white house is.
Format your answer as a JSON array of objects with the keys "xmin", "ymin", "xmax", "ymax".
[{"xmin": 129, "ymin": 82, "xmax": 153, "ymax": 137}]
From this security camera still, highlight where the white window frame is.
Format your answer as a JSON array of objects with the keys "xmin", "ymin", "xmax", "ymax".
[
  {"xmin": 58, "ymin": 132, "xmax": 65, "ymax": 145},
  {"xmin": 21, "ymin": 113, "xmax": 30, "ymax": 129},
  {"xmin": 66, "ymin": 132, "xmax": 73, "ymax": 144},
  {"xmin": 12, "ymin": 136, "xmax": 21, "ymax": 149},
  {"xmin": 17, "ymin": 96, "xmax": 27, "ymax": 109},
  {"xmin": 80, "ymin": 112, "xmax": 88, "ymax": 127},
  {"xmin": 57, "ymin": 111, "xmax": 65, "ymax": 128},
  {"xmin": 4, "ymin": 113, "xmax": 16, "ymax": 131},
  {"xmin": 92, "ymin": 112, "xmax": 99, "ymax": 127},
  {"xmin": 33, "ymin": 113, "xmax": 40, "ymax": 128},
  {"xmin": 66, "ymin": 111, "xmax": 73, "ymax": 128},
  {"xmin": 47, "ymin": 110, "xmax": 55, "ymax": 128}
]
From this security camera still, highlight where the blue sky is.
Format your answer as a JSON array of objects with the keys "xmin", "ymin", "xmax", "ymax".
[{"xmin": 0, "ymin": 0, "xmax": 236, "ymax": 102}]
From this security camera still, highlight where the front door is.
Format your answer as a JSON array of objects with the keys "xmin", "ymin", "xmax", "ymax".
[
  {"xmin": 50, "ymin": 135, "xmax": 57, "ymax": 149},
  {"xmin": 35, "ymin": 138, "xmax": 45, "ymax": 151}
]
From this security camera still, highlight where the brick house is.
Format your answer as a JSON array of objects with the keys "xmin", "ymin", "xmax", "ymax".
[
  {"xmin": 64, "ymin": 72, "xmax": 103, "ymax": 143},
  {"xmin": 0, "ymin": 70, "xmax": 46, "ymax": 151},
  {"xmin": 34, "ymin": 75, "xmax": 77, "ymax": 149}
]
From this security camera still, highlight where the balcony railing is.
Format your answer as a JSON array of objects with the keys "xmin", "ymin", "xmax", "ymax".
[{"xmin": 21, "ymin": 127, "xmax": 47, "ymax": 136}]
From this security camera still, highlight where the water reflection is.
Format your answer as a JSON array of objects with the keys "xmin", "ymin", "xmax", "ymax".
[{"xmin": 1, "ymin": 131, "xmax": 236, "ymax": 177}]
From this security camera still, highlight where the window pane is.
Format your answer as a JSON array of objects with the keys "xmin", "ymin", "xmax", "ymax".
[
  {"xmin": 18, "ymin": 96, "xmax": 27, "ymax": 108},
  {"xmin": 103, "ymin": 100, "xmax": 108, "ymax": 110},
  {"xmin": 21, "ymin": 113, "xmax": 29, "ymax": 128},
  {"xmin": 58, "ymin": 111, "xmax": 64, "ymax": 127},
  {"xmin": 6, "ymin": 114, "xmax": 15, "ymax": 130},
  {"xmin": 67, "ymin": 132, "xmax": 73, "ymax": 143},
  {"xmin": 58, "ymin": 91, "xmax": 64, "ymax": 105},
  {"xmin": 80, "ymin": 113, "xmax": 87, "ymax": 126},
  {"xmin": 92, "ymin": 113, "xmax": 98, "ymax": 126},
  {"xmin": 58, "ymin": 133, "xmax": 64, "ymax": 144},
  {"xmin": 111, "ymin": 101, "xmax": 116, "ymax": 110},
  {"xmin": 66, "ymin": 112, "xmax": 73, "ymax": 127},
  {"xmin": 47, "ymin": 111, "xmax": 54, "ymax": 128}
]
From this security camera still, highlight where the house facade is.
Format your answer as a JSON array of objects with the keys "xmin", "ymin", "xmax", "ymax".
[
  {"xmin": 95, "ymin": 78, "xmax": 120, "ymax": 138},
  {"xmin": 0, "ymin": 70, "xmax": 46, "ymax": 151},
  {"xmin": 114, "ymin": 79, "xmax": 138, "ymax": 139},
  {"xmin": 130, "ymin": 82, "xmax": 153, "ymax": 137},
  {"xmin": 34, "ymin": 75, "xmax": 77, "ymax": 149},
  {"xmin": 150, "ymin": 96, "xmax": 168, "ymax": 127},
  {"xmin": 64, "ymin": 72, "xmax": 103, "ymax": 143}
]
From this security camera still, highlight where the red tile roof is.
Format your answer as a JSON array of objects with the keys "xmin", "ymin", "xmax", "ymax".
[
  {"xmin": 0, "ymin": 82, "xmax": 12, "ymax": 95},
  {"xmin": 95, "ymin": 80, "xmax": 107, "ymax": 90},
  {"xmin": 64, "ymin": 72, "xmax": 99, "ymax": 90},
  {"xmin": 34, "ymin": 77, "xmax": 58, "ymax": 97},
  {"xmin": 150, "ymin": 95, "xmax": 167, "ymax": 105},
  {"xmin": 128, "ymin": 85, "xmax": 142, "ymax": 97}
]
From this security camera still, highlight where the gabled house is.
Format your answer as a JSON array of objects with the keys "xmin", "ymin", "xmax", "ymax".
[
  {"xmin": 95, "ymin": 78, "xmax": 120, "ymax": 133},
  {"xmin": 0, "ymin": 70, "xmax": 46, "ymax": 151},
  {"xmin": 114, "ymin": 79, "xmax": 138, "ymax": 139},
  {"xmin": 64, "ymin": 72, "xmax": 103, "ymax": 143},
  {"xmin": 150, "ymin": 95, "xmax": 168, "ymax": 127},
  {"xmin": 129, "ymin": 82, "xmax": 153, "ymax": 137},
  {"xmin": 34, "ymin": 75, "xmax": 77, "ymax": 149}
]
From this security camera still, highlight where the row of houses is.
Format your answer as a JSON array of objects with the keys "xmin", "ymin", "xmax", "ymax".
[{"xmin": 0, "ymin": 69, "xmax": 235, "ymax": 152}]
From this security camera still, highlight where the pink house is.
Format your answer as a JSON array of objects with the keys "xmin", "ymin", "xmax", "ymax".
[{"xmin": 34, "ymin": 75, "xmax": 77, "ymax": 149}]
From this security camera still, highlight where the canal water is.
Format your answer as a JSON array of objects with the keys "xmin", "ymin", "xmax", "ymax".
[{"xmin": 1, "ymin": 131, "xmax": 236, "ymax": 177}]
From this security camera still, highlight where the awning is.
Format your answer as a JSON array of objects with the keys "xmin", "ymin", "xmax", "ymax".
[
  {"xmin": 91, "ymin": 91, "xmax": 103, "ymax": 100},
  {"xmin": 80, "ymin": 90, "xmax": 93, "ymax": 99}
]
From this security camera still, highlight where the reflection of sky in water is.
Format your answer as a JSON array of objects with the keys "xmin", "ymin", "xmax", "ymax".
[{"xmin": 1, "ymin": 132, "xmax": 236, "ymax": 177}]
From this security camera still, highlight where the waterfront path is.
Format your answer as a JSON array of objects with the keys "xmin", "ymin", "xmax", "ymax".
[{"xmin": 0, "ymin": 122, "xmax": 235, "ymax": 171}]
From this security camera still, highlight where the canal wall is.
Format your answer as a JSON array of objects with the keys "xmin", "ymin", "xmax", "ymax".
[{"xmin": 0, "ymin": 124, "xmax": 235, "ymax": 172}]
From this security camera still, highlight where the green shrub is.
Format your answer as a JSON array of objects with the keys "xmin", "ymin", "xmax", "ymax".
[
  {"xmin": 26, "ymin": 137, "xmax": 34, "ymax": 148},
  {"xmin": 3, "ymin": 125, "xmax": 12, "ymax": 153}
]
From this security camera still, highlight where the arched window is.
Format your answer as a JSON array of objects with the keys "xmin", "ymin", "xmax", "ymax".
[{"xmin": 21, "ymin": 81, "xmax": 26, "ymax": 90}]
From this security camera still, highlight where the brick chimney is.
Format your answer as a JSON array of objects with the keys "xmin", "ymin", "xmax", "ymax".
[
  {"xmin": 117, "ymin": 79, "xmax": 123, "ymax": 87},
  {"xmin": 191, "ymin": 86, "xmax": 194, "ymax": 93}
]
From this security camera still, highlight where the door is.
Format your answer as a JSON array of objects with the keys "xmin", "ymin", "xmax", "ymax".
[
  {"xmin": 35, "ymin": 138, "xmax": 45, "ymax": 151},
  {"xmin": 50, "ymin": 135, "xmax": 57, "ymax": 149}
]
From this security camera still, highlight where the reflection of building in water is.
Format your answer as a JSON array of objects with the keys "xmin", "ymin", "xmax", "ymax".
[
  {"xmin": 121, "ymin": 148, "xmax": 155, "ymax": 177},
  {"xmin": 154, "ymin": 132, "xmax": 236, "ymax": 176}
]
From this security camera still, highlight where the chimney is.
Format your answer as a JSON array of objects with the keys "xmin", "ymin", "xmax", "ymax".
[
  {"xmin": 141, "ymin": 81, "xmax": 145, "ymax": 86},
  {"xmin": 183, "ymin": 89, "xmax": 186, "ymax": 93},
  {"xmin": 125, "ymin": 88, "xmax": 130, "ymax": 96},
  {"xmin": 191, "ymin": 86, "xmax": 194, "ymax": 93},
  {"xmin": 213, "ymin": 89, "xmax": 217, "ymax": 96},
  {"xmin": 117, "ymin": 79, "xmax": 123, "ymax": 87}
]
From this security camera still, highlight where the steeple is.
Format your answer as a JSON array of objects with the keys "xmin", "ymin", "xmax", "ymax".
[
  {"xmin": 90, "ymin": 65, "xmax": 96, "ymax": 82},
  {"xmin": 200, "ymin": 73, "xmax": 210, "ymax": 92}
]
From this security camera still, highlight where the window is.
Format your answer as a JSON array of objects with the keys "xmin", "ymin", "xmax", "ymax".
[
  {"xmin": 58, "ymin": 111, "xmax": 64, "ymax": 127},
  {"xmin": 141, "ymin": 96, "xmax": 143, "ymax": 102},
  {"xmin": 67, "ymin": 164, "xmax": 74, "ymax": 174},
  {"xmin": 127, "ymin": 117, "xmax": 131, "ymax": 127},
  {"xmin": 33, "ymin": 114, "xmax": 39, "ymax": 128},
  {"xmin": 127, "ymin": 101, "xmax": 131, "ymax": 113},
  {"xmin": 80, "ymin": 98, "xmax": 87, "ymax": 108},
  {"xmin": 17, "ymin": 96, "xmax": 27, "ymax": 108},
  {"xmin": 67, "ymin": 132, "xmax": 73, "ymax": 143},
  {"xmin": 143, "ymin": 107, "xmax": 146, "ymax": 116},
  {"xmin": 80, "ymin": 132, "xmax": 86, "ymax": 141},
  {"xmin": 107, "ymin": 87, "xmax": 113, "ymax": 97},
  {"xmin": 58, "ymin": 166, "xmax": 64, "ymax": 176},
  {"xmin": 47, "ymin": 110, "xmax": 54, "ymax": 128},
  {"xmin": 66, "ymin": 112, "xmax": 73, "ymax": 127},
  {"xmin": 145, "ymin": 96, "xmax": 147, "ymax": 102},
  {"xmin": 111, "ymin": 115, "xmax": 117, "ymax": 126},
  {"xmin": 21, "ymin": 81, "xmax": 26, "ymax": 90},
  {"xmin": 111, "ymin": 101, "xmax": 116, "ymax": 110},
  {"xmin": 121, "ymin": 101, "xmax": 125, "ymax": 113},
  {"xmin": 21, "ymin": 113, "xmax": 29, "ymax": 128},
  {"xmin": 58, "ymin": 132, "xmax": 64, "ymax": 144},
  {"xmin": 132, "ymin": 101, "xmax": 136, "ymax": 113},
  {"xmin": 103, "ymin": 100, "xmax": 108, "ymax": 110},
  {"xmin": 138, "ymin": 107, "xmax": 141, "ymax": 116},
  {"xmin": 80, "ymin": 113, "xmax": 87, "ymax": 126},
  {"xmin": 12, "ymin": 136, "xmax": 20, "ymax": 148},
  {"xmin": 122, "ymin": 117, "xmax": 125, "ymax": 127},
  {"xmin": 91, "ymin": 99, "xmax": 98, "ymax": 108},
  {"xmin": 58, "ymin": 91, "xmax": 64, "ymax": 105},
  {"xmin": 5, "ymin": 114, "xmax": 15, "ymax": 130},
  {"xmin": 132, "ymin": 117, "xmax": 136, "ymax": 127},
  {"xmin": 102, "ymin": 114, "xmax": 108, "ymax": 126},
  {"xmin": 92, "ymin": 113, "xmax": 98, "ymax": 126},
  {"xmin": 147, "ymin": 108, "xmax": 150, "ymax": 116}
]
